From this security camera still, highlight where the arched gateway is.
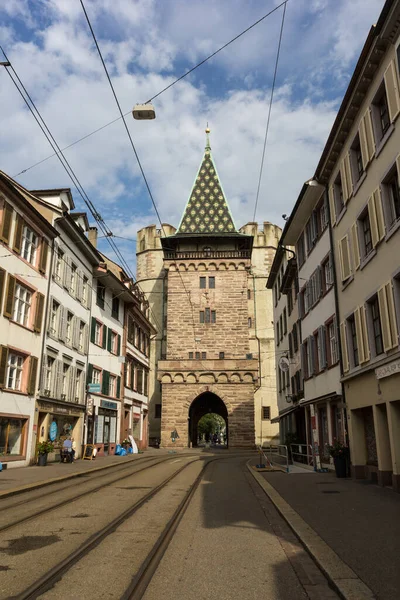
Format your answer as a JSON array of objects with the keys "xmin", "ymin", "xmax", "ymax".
[{"xmin": 189, "ymin": 392, "xmax": 228, "ymax": 447}]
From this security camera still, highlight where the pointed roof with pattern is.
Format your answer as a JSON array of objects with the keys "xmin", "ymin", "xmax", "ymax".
[{"xmin": 177, "ymin": 130, "xmax": 237, "ymax": 235}]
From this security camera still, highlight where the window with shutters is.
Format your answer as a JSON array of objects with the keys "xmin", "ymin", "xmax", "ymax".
[
  {"xmin": 50, "ymin": 299, "xmax": 60, "ymax": 336},
  {"xmin": 316, "ymin": 197, "xmax": 329, "ymax": 233},
  {"xmin": 350, "ymin": 133, "xmax": 364, "ymax": 183},
  {"xmin": 13, "ymin": 283, "xmax": 32, "ymax": 327},
  {"xmin": 109, "ymin": 374, "xmax": 116, "ymax": 397},
  {"xmin": 6, "ymin": 353, "xmax": 24, "ymax": 390},
  {"xmin": 111, "ymin": 295, "xmax": 119, "ymax": 319},
  {"xmin": 70, "ymin": 264, "xmax": 77, "ymax": 295},
  {"xmin": 292, "ymin": 323, "xmax": 299, "ymax": 353},
  {"xmin": 21, "ymin": 225, "xmax": 38, "ymax": 266},
  {"xmin": 360, "ymin": 210, "xmax": 373, "ymax": 257},
  {"xmin": 110, "ymin": 330, "xmax": 117, "ymax": 354},
  {"xmin": 321, "ymin": 254, "xmax": 333, "ymax": 294},
  {"xmin": 279, "ymin": 315, "xmax": 283, "ymax": 341},
  {"xmin": 96, "ymin": 281, "xmax": 105, "ymax": 309},
  {"xmin": 334, "ymin": 172, "xmax": 344, "ymax": 216},
  {"xmin": 339, "ymin": 235, "xmax": 352, "ymax": 282},
  {"xmin": 61, "ymin": 364, "xmax": 70, "ymax": 399},
  {"xmin": 65, "ymin": 311, "xmax": 73, "ymax": 345},
  {"xmin": 82, "ymin": 276, "xmax": 89, "ymax": 306},
  {"xmin": 305, "ymin": 216, "xmax": 317, "ymax": 253},
  {"xmin": 276, "ymin": 321, "xmax": 280, "ymax": 346},
  {"xmin": 327, "ymin": 320, "xmax": 338, "ymax": 365},
  {"xmin": 283, "ymin": 308, "xmax": 287, "ymax": 334},
  {"xmin": 297, "ymin": 233, "xmax": 305, "ymax": 268},
  {"xmin": 372, "ymin": 83, "xmax": 390, "ymax": 141},
  {"xmin": 382, "ymin": 165, "xmax": 400, "ymax": 229},
  {"xmin": 287, "ymin": 285, "xmax": 293, "ymax": 315},
  {"xmin": 54, "ymin": 248, "xmax": 64, "ymax": 283},
  {"xmin": 302, "ymin": 339, "xmax": 310, "ymax": 379},
  {"xmin": 94, "ymin": 321, "xmax": 102, "ymax": 346},
  {"xmin": 368, "ymin": 296, "xmax": 384, "ymax": 356},
  {"xmin": 262, "ymin": 406, "xmax": 271, "ymax": 420},
  {"xmin": 75, "ymin": 369, "xmax": 83, "ymax": 402},
  {"xmin": 314, "ymin": 331, "xmax": 320, "ymax": 374},
  {"xmin": 78, "ymin": 321, "xmax": 86, "ymax": 352},
  {"xmin": 137, "ymin": 367, "xmax": 143, "ymax": 394},
  {"xmin": 348, "ymin": 315, "xmax": 359, "ymax": 367},
  {"xmin": 43, "ymin": 356, "xmax": 55, "ymax": 394},
  {"xmin": 92, "ymin": 368, "xmax": 101, "ymax": 385}
]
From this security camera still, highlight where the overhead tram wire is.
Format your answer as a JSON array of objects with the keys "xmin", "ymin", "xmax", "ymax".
[
  {"xmin": 252, "ymin": 1, "xmax": 287, "ymax": 222},
  {"xmin": 10, "ymin": 0, "xmax": 291, "ymax": 181},
  {"xmin": 80, "ymin": 0, "xmax": 198, "ymax": 339},
  {"xmin": 0, "ymin": 51, "xmax": 163, "ymax": 333}
]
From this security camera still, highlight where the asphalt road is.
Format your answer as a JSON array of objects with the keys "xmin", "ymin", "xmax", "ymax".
[{"xmin": 143, "ymin": 457, "xmax": 338, "ymax": 600}]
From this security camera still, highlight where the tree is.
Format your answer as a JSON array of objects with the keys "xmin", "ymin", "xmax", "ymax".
[{"xmin": 198, "ymin": 413, "xmax": 225, "ymax": 438}]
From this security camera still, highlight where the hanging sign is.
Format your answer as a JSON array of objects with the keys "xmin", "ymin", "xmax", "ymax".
[
  {"xmin": 278, "ymin": 357, "xmax": 290, "ymax": 372},
  {"xmin": 49, "ymin": 421, "xmax": 58, "ymax": 442}
]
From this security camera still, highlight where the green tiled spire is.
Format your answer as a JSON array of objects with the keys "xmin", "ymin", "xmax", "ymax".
[{"xmin": 177, "ymin": 129, "xmax": 237, "ymax": 234}]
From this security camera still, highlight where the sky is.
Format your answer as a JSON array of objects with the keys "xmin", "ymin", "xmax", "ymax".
[{"xmin": 0, "ymin": 0, "xmax": 385, "ymax": 265}]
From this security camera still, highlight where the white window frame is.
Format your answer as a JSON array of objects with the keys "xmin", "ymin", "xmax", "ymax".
[
  {"xmin": 13, "ymin": 283, "xmax": 32, "ymax": 326},
  {"xmin": 70, "ymin": 263, "xmax": 77, "ymax": 295},
  {"xmin": 50, "ymin": 300, "xmax": 59, "ymax": 335},
  {"xmin": 65, "ymin": 311, "xmax": 73, "ymax": 345},
  {"xmin": 92, "ymin": 368, "xmax": 101, "ymax": 385},
  {"xmin": 75, "ymin": 369, "xmax": 82, "ymax": 402},
  {"xmin": 109, "ymin": 374, "xmax": 116, "ymax": 397},
  {"xmin": 329, "ymin": 321, "xmax": 338, "ymax": 364},
  {"xmin": 78, "ymin": 321, "xmax": 85, "ymax": 352},
  {"xmin": 21, "ymin": 225, "xmax": 38, "ymax": 265},
  {"xmin": 110, "ymin": 331, "xmax": 117, "ymax": 354},
  {"xmin": 7, "ymin": 353, "xmax": 24, "ymax": 390},
  {"xmin": 94, "ymin": 321, "xmax": 102, "ymax": 345},
  {"xmin": 44, "ymin": 356, "xmax": 55, "ymax": 393}
]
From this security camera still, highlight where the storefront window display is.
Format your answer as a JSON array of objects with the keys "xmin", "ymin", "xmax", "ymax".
[
  {"xmin": 0, "ymin": 417, "xmax": 27, "ymax": 456},
  {"xmin": 95, "ymin": 408, "xmax": 117, "ymax": 452},
  {"xmin": 47, "ymin": 416, "xmax": 79, "ymax": 449}
]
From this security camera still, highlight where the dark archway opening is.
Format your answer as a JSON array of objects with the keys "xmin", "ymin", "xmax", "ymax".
[{"xmin": 188, "ymin": 392, "xmax": 228, "ymax": 448}]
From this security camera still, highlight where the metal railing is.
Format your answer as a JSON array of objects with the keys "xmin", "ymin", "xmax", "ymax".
[
  {"xmin": 164, "ymin": 250, "xmax": 251, "ymax": 260},
  {"xmin": 290, "ymin": 443, "xmax": 314, "ymax": 468},
  {"xmin": 262, "ymin": 444, "xmax": 289, "ymax": 473}
]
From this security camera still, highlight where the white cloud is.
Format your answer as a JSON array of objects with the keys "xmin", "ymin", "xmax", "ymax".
[{"xmin": 0, "ymin": 0, "xmax": 385, "ymax": 254}]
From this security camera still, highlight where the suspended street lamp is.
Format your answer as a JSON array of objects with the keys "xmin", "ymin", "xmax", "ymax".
[{"xmin": 132, "ymin": 103, "xmax": 156, "ymax": 120}]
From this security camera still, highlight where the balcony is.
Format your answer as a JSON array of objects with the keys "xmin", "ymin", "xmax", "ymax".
[{"xmin": 164, "ymin": 249, "xmax": 251, "ymax": 260}]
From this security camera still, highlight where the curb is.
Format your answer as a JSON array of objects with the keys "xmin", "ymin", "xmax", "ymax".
[
  {"xmin": 246, "ymin": 461, "xmax": 376, "ymax": 600},
  {"xmin": 0, "ymin": 455, "xmax": 149, "ymax": 500}
]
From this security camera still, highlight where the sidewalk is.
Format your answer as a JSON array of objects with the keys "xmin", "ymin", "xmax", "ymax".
[
  {"xmin": 0, "ymin": 448, "xmax": 167, "ymax": 498},
  {"xmin": 255, "ymin": 467, "xmax": 400, "ymax": 600}
]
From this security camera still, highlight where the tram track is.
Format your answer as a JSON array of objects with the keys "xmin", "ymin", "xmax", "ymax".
[
  {"xmin": 0, "ymin": 454, "xmax": 197, "ymax": 534},
  {"xmin": 14, "ymin": 455, "xmax": 213, "ymax": 600}
]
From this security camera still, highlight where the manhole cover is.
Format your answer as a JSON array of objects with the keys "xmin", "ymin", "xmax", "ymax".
[{"xmin": 322, "ymin": 490, "xmax": 340, "ymax": 494}]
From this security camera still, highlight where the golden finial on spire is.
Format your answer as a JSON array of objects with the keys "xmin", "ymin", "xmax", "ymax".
[{"xmin": 205, "ymin": 123, "xmax": 211, "ymax": 150}]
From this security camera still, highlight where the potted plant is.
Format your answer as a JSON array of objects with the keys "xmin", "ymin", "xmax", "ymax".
[
  {"xmin": 37, "ymin": 440, "xmax": 54, "ymax": 466},
  {"xmin": 326, "ymin": 439, "xmax": 349, "ymax": 478}
]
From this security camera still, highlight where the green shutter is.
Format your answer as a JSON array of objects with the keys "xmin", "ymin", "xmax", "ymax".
[
  {"xmin": 117, "ymin": 334, "xmax": 121, "ymax": 356},
  {"xmin": 87, "ymin": 363, "xmax": 93, "ymax": 384},
  {"xmin": 107, "ymin": 328, "xmax": 112, "ymax": 352},
  {"xmin": 13, "ymin": 214, "xmax": 24, "ymax": 254},
  {"xmin": 116, "ymin": 376, "xmax": 121, "ymax": 398},
  {"xmin": 0, "ymin": 267, "xmax": 5, "ymax": 314},
  {"xmin": 3, "ymin": 274, "xmax": 15, "ymax": 318},
  {"xmin": 90, "ymin": 317, "xmax": 96, "ymax": 343},
  {"xmin": 0, "ymin": 202, "xmax": 13, "ymax": 244},
  {"xmin": 102, "ymin": 325, "xmax": 107, "ymax": 349},
  {"xmin": 27, "ymin": 356, "xmax": 38, "ymax": 395},
  {"xmin": 102, "ymin": 370, "xmax": 109, "ymax": 395},
  {"xmin": 0, "ymin": 346, "xmax": 8, "ymax": 388}
]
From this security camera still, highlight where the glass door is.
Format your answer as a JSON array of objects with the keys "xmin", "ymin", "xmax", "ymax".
[{"xmin": 103, "ymin": 415, "xmax": 110, "ymax": 454}]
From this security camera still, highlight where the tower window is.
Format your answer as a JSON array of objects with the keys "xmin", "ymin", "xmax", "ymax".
[
  {"xmin": 200, "ymin": 277, "xmax": 206, "ymax": 289},
  {"xmin": 209, "ymin": 277, "xmax": 215, "ymax": 289},
  {"xmin": 219, "ymin": 352, "xmax": 225, "ymax": 359}
]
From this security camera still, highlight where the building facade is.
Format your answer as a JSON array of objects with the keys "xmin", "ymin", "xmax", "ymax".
[
  {"xmin": 0, "ymin": 172, "xmax": 57, "ymax": 467},
  {"xmin": 137, "ymin": 131, "xmax": 280, "ymax": 448},
  {"xmin": 315, "ymin": 0, "xmax": 400, "ymax": 489}
]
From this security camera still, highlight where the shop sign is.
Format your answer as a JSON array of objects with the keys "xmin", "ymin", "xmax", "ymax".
[
  {"xmin": 87, "ymin": 397, "xmax": 94, "ymax": 416},
  {"xmin": 49, "ymin": 421, "xmax": 58, "ymax": 441},
  {"xmin": 37, "ymin": 401, "xmax": 82, "ymax": 417},
  {"xmin": 375, "ymin": 359, "xmax": 400, "ymax": 380},
  {"xmin": 100, "ymin": 400, "xmax": 118, "ymax": 410},
  {"xmin": 88, "ymin": 383, "xmax": 101, "ymax": 393}
]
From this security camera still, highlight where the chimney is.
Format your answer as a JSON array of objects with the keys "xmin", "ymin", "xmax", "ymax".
[{"xmin": 88, "ymin": 226, "xmax": 98, "ymax": 248}]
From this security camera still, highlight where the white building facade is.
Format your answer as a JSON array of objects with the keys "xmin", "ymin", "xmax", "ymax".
[{"xmin": 0, "ymin": 172, "xmax": 57, "ymax": 467}]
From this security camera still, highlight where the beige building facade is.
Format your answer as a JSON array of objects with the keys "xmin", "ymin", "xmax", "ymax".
[
  {"xmin": 137, "ymin": 132, "xmax": 280, "ymax": 448},
  {"xmin": 315, "ymin": 0, "xmax": 400, "ymax": 489}
]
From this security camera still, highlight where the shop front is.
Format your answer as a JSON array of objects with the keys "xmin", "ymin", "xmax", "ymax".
[
  {"xmin": 87, "ymin": 398, "xmax": 119, "ymax": 456},
  {"xmin": 36, "ymin": 400, "xmax": 84, "ymax": 461}
]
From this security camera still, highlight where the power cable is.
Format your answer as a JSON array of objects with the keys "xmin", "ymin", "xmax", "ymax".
[
  {"xmin": 9, "ymin": 0, "xmax": 291, "ymax": 180},
  {"xmin": 0, "ymin": 52, "xmax": 163, "ymax": 332},
  {"xmin": 253, "ymin": 1, "xmax": 287, "ymax": 222},
  {"xmin": 80, "ymin": 0, "xmax": 197, "ymax": 340}
]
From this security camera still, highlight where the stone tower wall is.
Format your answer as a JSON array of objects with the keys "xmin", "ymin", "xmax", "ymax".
[{"xmin": 240, "ymin": 222, "xmax": 282, "ymax": 445}]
